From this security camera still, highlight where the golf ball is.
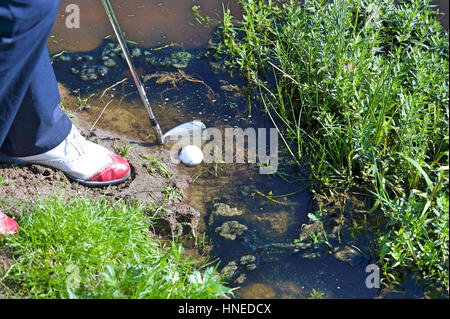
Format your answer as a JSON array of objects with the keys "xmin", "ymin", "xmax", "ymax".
[{"xmin": 179, "ymin": 145, "xmax": 203, "ymax": 166}]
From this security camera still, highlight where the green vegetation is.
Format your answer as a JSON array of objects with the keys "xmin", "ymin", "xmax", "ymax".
[
  {"xmin": 140, "ymin": 153, "xmax": 171, "ymax": 178},
  {"xmin": 309, "ymin": 288, "xmax": 326, "ymax": 299},
  {"xmin": 191, "ymin": 5, "xmax": 215, "ymax": 27},
  {"xmin": 116, "ymin": 139, "xmax": 134, "ymax": 158},
  {"xmin": 216, "ymin": 0, "xmax": 449, "ymax": 291},
  {"xmin": 75, "ymin": 93, "xmax": 94, "ymax": 111},
  {"xmin": 0, "ymin": 196, "xmax": 232, "ymax": 298},
  {"xmin": 162, "ymin": 185, "xmax": 184, "ymax": 203}
]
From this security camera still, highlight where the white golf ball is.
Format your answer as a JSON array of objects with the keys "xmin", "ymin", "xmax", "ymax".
[{"xmin": 179, "ymin": 145, "xmax": 203, "ymax": 166}]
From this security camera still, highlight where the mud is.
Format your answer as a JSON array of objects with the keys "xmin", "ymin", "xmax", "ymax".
[{"xmin": 0, "ymin": 113, "xmax": 201, "ymax": 239}]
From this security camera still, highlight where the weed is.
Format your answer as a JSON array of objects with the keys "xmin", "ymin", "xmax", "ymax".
[
  {"xmin": 309, "ymin": 288, "xmax": 326, "ymax": 299},
  {"xmin": 140, "ymin": 154, "xmax": 170, "ymax": 178},
  {"xmin": 162, "ymin": 185, "xmax": 183, "ymax": 203},
  {"xmin": 191, "ymin": 5, "xmax": 216, "ymax": 27},
  {"xmin": 216, "ymin": 0, "xmax": 449, "ymax": 291},
  {"xmin": 116, "ymin": 140, "xmax": 134, "ymax": 158},
  {"xmin": 75, "ymin": 93, "xmax": 95, "ymax": 111}
]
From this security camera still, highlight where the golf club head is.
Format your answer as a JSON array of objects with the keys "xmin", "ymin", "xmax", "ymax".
[{"xmin": 163, "ymin": 120, "xmax": 206, "ymax": 145}]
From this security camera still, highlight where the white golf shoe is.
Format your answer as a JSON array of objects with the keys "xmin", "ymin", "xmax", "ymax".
[{"xmin": 1, "ymin": 126, "xmax": 131, "ymax": 186}]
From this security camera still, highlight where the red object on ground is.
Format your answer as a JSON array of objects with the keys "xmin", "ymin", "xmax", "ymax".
[
  {"xmin": 87, "ymin": 153, "xmax": 130, "ymax": 183},
  {"xmin": 0, "ymin": 212, "xmax": 18, "ymax": 236}
]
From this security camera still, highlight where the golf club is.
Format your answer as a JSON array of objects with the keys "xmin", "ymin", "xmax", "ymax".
[{"xmin": 101, "ymin": 0, "xmax": 205, "ymax": 145}]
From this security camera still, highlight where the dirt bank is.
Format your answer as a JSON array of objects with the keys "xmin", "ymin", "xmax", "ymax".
[{"xmin": 0, "ymin": 114, "xmax": 201, "ymax": 238}]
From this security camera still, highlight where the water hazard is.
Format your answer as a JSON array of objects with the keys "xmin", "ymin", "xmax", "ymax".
[{"xmin": 48, "ymin": 0, "xmax": 446, "ymax": 298}]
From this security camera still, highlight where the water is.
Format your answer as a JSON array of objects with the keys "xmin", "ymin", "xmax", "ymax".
[
  {"xmin": 434, "ymin": 0, "xmax": 449, "ymax": 29},
  {"xmin": 49, "ymin": 0, "xmax": 242, "ymax": 52},
  {"xmin": 49, "ymin": 0, "xmax": 446, "ymax": 299}
]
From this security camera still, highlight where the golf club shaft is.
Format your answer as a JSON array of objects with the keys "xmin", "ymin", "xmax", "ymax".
[{"xmin": 101, "ymin": 0, "xmax": 165, "ymax": 144}]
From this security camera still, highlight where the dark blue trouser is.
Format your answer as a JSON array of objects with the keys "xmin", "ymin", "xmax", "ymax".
[{"xmin": 0, "ymin": 0, "xmax": 72, "ymax": 157}]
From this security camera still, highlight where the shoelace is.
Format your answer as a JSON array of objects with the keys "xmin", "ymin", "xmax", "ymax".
[{"xmin": 66, "ymin": 129, "xmax": 88, "ymax": 159}]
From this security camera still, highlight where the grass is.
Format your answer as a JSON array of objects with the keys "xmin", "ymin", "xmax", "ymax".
[
  {"xmin": 215, "ymin": 0, "xmax": 449, "ymax": 293},
  {"xmin": 140, "ymin": 153, "xmax": 171, "ymax": 178},
  {"xmin": 0, "ymin": 195, "xmax": 233, "ymax": 298},
  {"xmin": 116, "ymin": 139, "xmax": 134, "ymax": 158},
  {"xmin": 162, "ymin": 185, "xmax": 184, "ymax": 203}
]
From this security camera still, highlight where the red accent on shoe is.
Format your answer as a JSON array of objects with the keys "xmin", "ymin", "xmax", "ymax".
[
  {"xmin": 0, "ymin": 212, "xmax": 18, "ymax": 236},
  {"xmin": 87, "ymin": 153, "xmax": 130, "ymax": 183}
]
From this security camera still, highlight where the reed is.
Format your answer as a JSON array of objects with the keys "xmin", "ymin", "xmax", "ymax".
[{"xmin": 217, "ymin": 0, "xmax": 449, "ymax": 292}]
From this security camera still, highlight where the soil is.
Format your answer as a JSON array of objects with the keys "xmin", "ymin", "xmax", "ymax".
[
  {"xmin": 0, "ymin": 112, "xmax": 204, "ymax": 291},
  {"xmin": 0, "ymin": 113, "xmax": 201, "ymax": 232}
]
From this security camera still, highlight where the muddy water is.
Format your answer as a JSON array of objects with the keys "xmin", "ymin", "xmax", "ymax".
[
  {"xmin": 48, "ymin": 0, "xmax": 445, "ymax": 299},
  {"xmin": 49, "ymin": 0, "xmax": 242, "ymax": 52},
  {"xmin": 434, "ymin": 0, "xmax": 449, "ymax": 29}
]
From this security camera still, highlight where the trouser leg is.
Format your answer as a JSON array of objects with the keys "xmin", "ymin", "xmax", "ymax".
[{"xmin": 0, "ymin": 0, "xmax": 72, "ymax": 157}]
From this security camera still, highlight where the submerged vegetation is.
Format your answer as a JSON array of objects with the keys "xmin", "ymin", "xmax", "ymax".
[
  {"xmin": 216, "ymin": 0, "xmax": 449, "ymax": 292},
  {"xmin": 0, "ymin": 196, "xmax": 232, "ymax": 298}
]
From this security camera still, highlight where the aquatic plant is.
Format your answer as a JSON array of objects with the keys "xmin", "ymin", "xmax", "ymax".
[
  {"xmin": 216, "ymin": 0, "xmax": 449, "ymax": 293},
  {"xmin": 75, "ymin": 93, "xmax": 95, "ymax": 111},
  {"xmin": 309, "ymin": 288, "xmax": 326, "ymax": 299},
  {"xmin": 162, "ymin": 185, "xmax": 184, "ymax": 203}
]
